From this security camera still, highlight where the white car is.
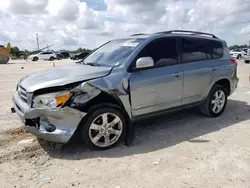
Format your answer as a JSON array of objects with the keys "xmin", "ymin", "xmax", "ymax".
[
  {"xmin": 242, "ymin": 48, "xmax": 250, "ymax": 63},
  {"xmin": 28, "ymin": 51, "xmax": 57, "ymax": 61},
  {"xmin": 229, "ymin": 49, "xmax": 244, "ymax": 59}
]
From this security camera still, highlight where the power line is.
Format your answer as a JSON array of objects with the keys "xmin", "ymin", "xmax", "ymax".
[{"xmin": 36, "ymin": 33, "xmax": 39, "ymax": 50}]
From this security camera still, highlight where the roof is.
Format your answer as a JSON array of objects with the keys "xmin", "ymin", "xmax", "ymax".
[{"xmin": 128, "ymin": 30, "xmax": 221, "ymax": 40}]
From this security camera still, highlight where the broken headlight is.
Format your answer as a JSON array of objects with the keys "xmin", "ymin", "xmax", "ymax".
[
  {"xmin": 73, "ymin": 88, "xmax": 101, "ymax": 104},
  {"xmin": 33, "ymin": 91, "xmax": 71, "ymax": 108}
]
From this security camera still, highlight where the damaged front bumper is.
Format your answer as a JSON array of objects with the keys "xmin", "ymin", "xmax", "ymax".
[{"xmin": 12, "ymin": 91, "xmax": 86, "ymax": 143}]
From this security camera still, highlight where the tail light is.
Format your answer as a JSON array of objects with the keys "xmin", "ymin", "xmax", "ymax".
[
  {"xmin": 230, "ymin": 58, "xmax": 237, "ymax": 66},
  {"xmin": 230, "ymin": 58, "xmax": 237, "ymax": 77}
]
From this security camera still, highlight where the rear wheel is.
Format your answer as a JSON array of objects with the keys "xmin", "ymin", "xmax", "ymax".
[
  {"xmin": 80, "ymin": 106, "xmax": 126, "ymax": 149},
  {"xmin": 237, "ymin": 54, "xmax": 241, "ymax": 59},
  {"xmin": 200, "ymin": 84, "xmax": 228, "ymax": 117},
  {"xmin": 32, "ymin": 57, "xmax": 38, "ymax": 61},
  {"xmin": 245, "ymin": 60, "xmax": 249, "ymax": 64}
]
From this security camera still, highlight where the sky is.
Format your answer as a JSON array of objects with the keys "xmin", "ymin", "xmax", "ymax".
[{"xmin": 0, "ymin": 0, "xmax": 250, "ymax": 51}]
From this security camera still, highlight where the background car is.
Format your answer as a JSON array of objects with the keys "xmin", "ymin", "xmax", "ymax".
[
  {"xmin": 70, "ymin": 52, "xmax": 89, "ymax": 60},
  {"xmin": 229, "ymin": 49, "xmax": 244, "ymax": 59},
  {"xmin": 55, "ymin": 52, "xmax": 63, "ymax": 60},
  {"xmin": 242, "ymin": 48, "xmax": 250, "ymax": 63},
  {"xmin": 57, "ymin": 50, "xmax": 70, "ymax": 59},
  {"xmin": 28, "ymin": 51, "xmax": 57, "ymax": 61}
]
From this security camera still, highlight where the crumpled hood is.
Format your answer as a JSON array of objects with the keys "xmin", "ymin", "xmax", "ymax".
[{"xmin": 20, "ymin": 64, "xmax": 112, "ymax": 92}]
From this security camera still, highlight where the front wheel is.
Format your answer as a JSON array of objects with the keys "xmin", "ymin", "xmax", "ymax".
[
  {"xmin": 80, "ymin": 107, "xmax": 126, "ymax": 149},
  {"xmin": 237, "ymin": 54, "xmax": 241, "ymax": 59},
  {"xmin": 245, "ymin": 60, "xmax": 249, "ymax": 64},
  {"xmin": 200, "ymin": 84, "xmax": 228, "ymax": 117}
]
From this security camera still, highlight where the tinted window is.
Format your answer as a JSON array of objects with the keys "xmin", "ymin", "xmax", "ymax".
[
  {"xmin": 181, "ymin": 38, "xmax": 212, "ymax": 63},
  {"xmin": 40, "ymin": 52, "xmax": 52, "ymax": 55},
  {"xmin": 181, "ymin": 38, "xmax": 223, "ymax": 63},
  {"xmin": 138, "ymin": 38, "xmax": 178, "ymax": 67},
  {"xmin": 211, "ymin": 41, "xmax": 223, "ymax": 59}
]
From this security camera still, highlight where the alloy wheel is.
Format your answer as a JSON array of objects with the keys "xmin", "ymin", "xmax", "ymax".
[
  {"xmin": 211, "ymin": 90, "xmax": 226, "ymax": 113},
  {"xmin": 88, "ymin": 113, "xmax": 123, "ymax": 148}
]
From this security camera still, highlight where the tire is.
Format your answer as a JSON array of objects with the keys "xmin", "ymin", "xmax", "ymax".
[
  {"xmin": 80, "ymin": 106, "xmax": 127, "ymax": 149},
  {"xmin": 200, "ymin": 84, "xmax": 228, "ymax": 117},
  {"xmin": 32, "ymin": 57, "xmax": 38, "ymax": 61},
  {"xmin": 245, "ymin": 60, "xmax": 249, "ymax": 64},
  {"xmin": 49, "ymin": 56, "xmax": 55, "ymax": 61},
  {"xmin": 237, "ymin": 54, "xmax": 241, "ymax": 59}
]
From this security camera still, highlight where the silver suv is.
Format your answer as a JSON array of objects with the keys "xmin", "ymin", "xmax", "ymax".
[{"xmin": 12, "ymin": 30, "xmax": 239, "ymax": 149}]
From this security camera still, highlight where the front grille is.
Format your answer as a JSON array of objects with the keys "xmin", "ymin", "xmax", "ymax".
[{"xmin": 18, "ymin": 86, "xmax": 28, "ymax": 103}]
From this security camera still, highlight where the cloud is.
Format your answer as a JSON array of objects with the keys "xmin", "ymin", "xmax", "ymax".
[
  {"xmin": 0, "ymin": 0, "xmax": 250, "ymax": 50},
  {"xmin": 47, "ymin": 0, "xmax": 80, "ymax": 21},
  {"xmin": 0, "ymin": 31, "xmax": 15, "ymax": 42},
  {"xmin": 105, "ymin": 0, "xmax": 166, "ymax": 24},
  {"xmin": 241, "ymin": 25, "xmax": 250, "ymax": 35},
  {"xmin": 63, "ymin": 36, "xmax": 79, "ymax": 46},
  {"xmin": 78, "ymin": 2, "xmax": 102, "ymax": 30},
  {"xmin": 7, "ymin": 0, "xmax": 48, "ymax": 14}
]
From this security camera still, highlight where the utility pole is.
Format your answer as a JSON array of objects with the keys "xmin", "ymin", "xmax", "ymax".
[{"xmin": 36, "ymin": 34, "xmax": 39, "ymax": 51}]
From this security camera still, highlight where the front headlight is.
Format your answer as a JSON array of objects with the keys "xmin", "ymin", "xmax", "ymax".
[{"xmin": 33, "ymin": 91, "xmax": 71, "ymax": 108}]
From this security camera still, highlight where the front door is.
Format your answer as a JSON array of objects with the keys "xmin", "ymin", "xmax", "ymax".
[{"xmin": 129, "ymin": 37, "xmax": 184, "ymax": 117}]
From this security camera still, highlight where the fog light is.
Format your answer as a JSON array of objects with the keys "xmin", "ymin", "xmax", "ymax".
[{"xmin": 45, "ymin": 124, "xmax": 56, "ymax": 132}]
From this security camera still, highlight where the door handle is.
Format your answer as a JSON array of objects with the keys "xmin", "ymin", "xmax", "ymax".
[{"xmin": 172, "ymin": 72, "xmax": 181, "ymax": 77}]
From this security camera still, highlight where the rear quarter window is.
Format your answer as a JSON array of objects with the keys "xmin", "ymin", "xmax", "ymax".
[{"xmin": 211, "ymin": 40, "xmax": 223, "ymax": 59}]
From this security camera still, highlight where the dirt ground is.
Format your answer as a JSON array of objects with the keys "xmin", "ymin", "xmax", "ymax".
[{"xmin": 0, "ymin": 59, "xmax": 250, "ymax": 188}]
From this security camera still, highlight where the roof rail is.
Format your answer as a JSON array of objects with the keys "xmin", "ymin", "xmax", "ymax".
[
  {"xmin": 131, "ymin": 33, "xmax": 145, "ymax": 36},
  {"xmin": 156, "ymin": 30, "xmax": 218, "ymax": 38}
]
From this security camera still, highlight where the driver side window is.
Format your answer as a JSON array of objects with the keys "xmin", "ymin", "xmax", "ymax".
[{"xmin": 138, "ymin": 38, "xmax": 178, "ymax": 67}]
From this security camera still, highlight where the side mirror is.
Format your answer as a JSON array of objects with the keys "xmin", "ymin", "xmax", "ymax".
[{"xmin": 135, "ymin": 57, "xmax": 154, "ymax": 69}]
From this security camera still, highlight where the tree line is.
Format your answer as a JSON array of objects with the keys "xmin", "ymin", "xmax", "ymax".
[
  {"xmin": 10, "ymin": 46, "xmax": 93, "ymax": 58},
  {"xmin": 228, "ymin": 44, "xmax": 249, "ymax": 50}
]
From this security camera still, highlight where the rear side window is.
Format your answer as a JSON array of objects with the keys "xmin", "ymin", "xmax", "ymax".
[
  {"xmin": 41, "ymin": 52, "xmax": 51, "ymax": 54},
  {"xmin": 181, "ymin": 38, "xmax": 211, "ymax": 63},
  {"xmin": 181, "ymin": 38, "xmax": 223, "ymax": 63}
]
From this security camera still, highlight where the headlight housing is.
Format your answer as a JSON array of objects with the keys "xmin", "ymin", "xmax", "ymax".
[{"xmin": 33, "ymin": 91, "xmax": 71, "ymax": 108}]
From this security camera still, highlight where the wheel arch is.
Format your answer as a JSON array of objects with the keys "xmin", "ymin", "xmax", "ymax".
[
  {"xmin": 203, "ymin": 78, "xmax": 231, "ymax": 100},
  {"xmin": 77, "ymin": 91, "xmax": 131, "ymax": 124},
  {"xmin": 214, "ymin": 78, "xmax": 231, "ymax": 95}
]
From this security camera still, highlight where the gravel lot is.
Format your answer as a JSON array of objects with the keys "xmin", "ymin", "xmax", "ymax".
[{"xmin": 0, "ymin": 59, "xmax": 250, "ymax": 188}]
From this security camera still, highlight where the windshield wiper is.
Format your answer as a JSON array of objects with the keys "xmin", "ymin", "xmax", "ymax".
[
  {"xmin": 75, "ymin": 59, "xmax": 84, "ymax": 64},
  {"xmin": 85, "ymin": 62, "xmax": 101, "ymax": 66}
]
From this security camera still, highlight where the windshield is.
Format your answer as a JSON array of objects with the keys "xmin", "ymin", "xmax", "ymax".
[
  {"xmin": 83, "ymin": 38, "xmax": 145, "ymax": 67},
  {"xmin": 231, "ymin": 49, "xmax": 241, "ymax": 52}
]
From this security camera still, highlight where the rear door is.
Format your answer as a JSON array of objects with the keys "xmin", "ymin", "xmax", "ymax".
[
  {"xmin": 38, "ymin": 52, "xmax": 46, "ymax": 60},
  {"xmin": 181, "ymin": 37, "xmax": 222, "ymax": 104},
  {"xmin": 45, "ymin": 52, "xmax": 53, "ymax": 59},
  {"xmin": 129, "ymin": 37, "xmax": 184, "ymax": 117}
]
